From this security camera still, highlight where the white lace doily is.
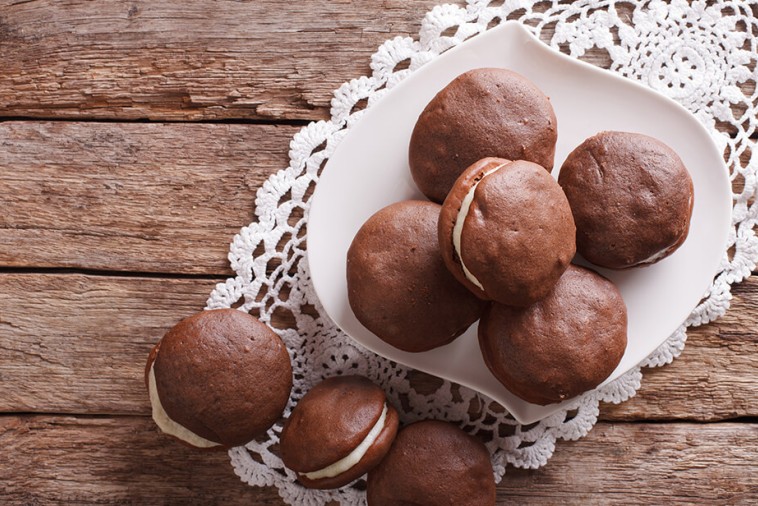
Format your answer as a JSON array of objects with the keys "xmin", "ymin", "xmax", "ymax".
[{"xmin": 205, "ymin": 1, "xmax": 758, "ymax": 504}]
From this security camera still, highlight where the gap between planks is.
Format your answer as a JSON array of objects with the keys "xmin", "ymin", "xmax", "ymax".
[
  {"xmin": 0, "ymin": 266, "xmax": 228, "ymax": 280},
  {"xmin": 0, "ymin": 116, "xmax": 312, "ymax": 126},
  {"xmin": 1, "ymin": 412, "xmax": 757, "ymax": 424}
]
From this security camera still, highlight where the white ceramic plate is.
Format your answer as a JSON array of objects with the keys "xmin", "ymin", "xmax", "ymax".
[{"xmin": 308, "ymin": 22, "xmax": 732, "ymax": 424}]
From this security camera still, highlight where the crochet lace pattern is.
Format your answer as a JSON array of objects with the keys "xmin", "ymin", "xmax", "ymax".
[{"xmin": 204, "ymin": 1, "xmax": 757, "ymax": 504}]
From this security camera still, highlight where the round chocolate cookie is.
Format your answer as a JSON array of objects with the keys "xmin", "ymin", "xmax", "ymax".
[
  {"xmin": 367, "ymin": 420, "xmax": 495, "ymax": 506},
  {"xmin": 279, "ymin": 375, "xmax": 400, "ymax": 489},
  {"xmin": 409, "ymin": 67, "xmax": 557, "ymax": 203},
  {"xmin": 558, "ymin": 131, "xmax": 694, "ymax": 269},
  {"xmin": 439, "ymin": 157, "xmax": 576, "ymax": 307},
  {"xmin": 145, "ymin": 309, "xmax": 292, "ymax": 448},
  {"xmin": 347, "ymin": 200, "xmax": 485, "ymax": 352},
  {"xmin": 479, "ymin": 265, "xmax": 627, "ymax": 405}
]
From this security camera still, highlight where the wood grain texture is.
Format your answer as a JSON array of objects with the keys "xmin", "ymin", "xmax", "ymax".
[
  {"xmin": 1, "ymin": 273, "xmax": 756, "ymax": 420},
  {"xmin": 602, "ymin": 274, "xmax": 758, "ymax": 421},
  {"xmin": 1, "ymin": 1, "xmax": 754, "ymax": 503},
  {"xmin": 0, "ymin": 121, "xmax": 296, "ymax": 274},
  {"xmin": 2, "ymin": 0, "xmax": 749, "ymax": 134},
  {"xmin": 1, "ymin": 416, "xmax": 755, "ymax": 505},
  {"xmin": 498, "ymin": 421, "xmax": 758, "ymax": 505},
  {"xmin": 0, "ymin": 0, "xmax": 628, "ymax": 122},
  {"xmin": 0, "ymin": 274, "xmax": 218, "ymax": 415},
  {"xmin": 2, "ymin": 120, "xmax": 748, "ymax": 276},
  {"xmin": 0, "ymin": 415, "xmax": 278, "ymax": 505},
  {"xmin": 0, "ymin": 0, "xmax": 456, "ymax": 121}
]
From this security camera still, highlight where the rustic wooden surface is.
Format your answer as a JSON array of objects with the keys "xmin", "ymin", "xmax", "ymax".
[
  {"xmin": 2, "ymin": 417, "xmax": 755, "ymax": 505},
  {"xmin": 0, "ymin": 0, "xmax": 446, "ymax": 121},
  {"xmin": 1, "ymin": 1, "xmax": 755, "ymax": 504},
  {"xmin": 1, "ymin": 272, "xmax": 757, "ymax": 421},
  {"xmin": 0, "ymin": 122, "xmax": 297, "ymax": 274}
]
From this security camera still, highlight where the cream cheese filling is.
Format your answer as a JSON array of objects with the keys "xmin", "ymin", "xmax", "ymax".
[
  {"xmin": 452, "ymin": 162, "xmax": 508, "ymax": 290},
  {"xmin": 148, "ymin": 362, "xmax": 220, "ymax": 448},
  {"xmin": 303, "ymin": 403, "xmax": 388, "ymax": 480}
]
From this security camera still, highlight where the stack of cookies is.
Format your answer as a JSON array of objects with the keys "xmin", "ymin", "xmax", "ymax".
[
  {"xmin": 144, "ymin": 67, "xmax": 694, "ymax": 503},
  {"xmin": 348, "ymin": 67, "xmax": 694, "ymax": 406}
]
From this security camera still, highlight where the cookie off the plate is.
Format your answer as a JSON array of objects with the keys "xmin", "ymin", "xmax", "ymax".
[
  {"xmin": 347, "ymin": 200, "xmax": 485, "ymax": 352},
  {"xmin": 367, "ymin": 420, "xmax": 495, "ymax": 506},
  {"xmin": 559, "ymin": 131, "xmax": 694, "ymax": 269},
  {"xmin": 479, "ymin": 265, "xmax": 627, "ymax": 405},
  {"xmin": 145, "ymin": 309, "xmax": 292, "ymax": 448},
  {"xmin": 438, "ymin": 157, "xmax": 576, "ymax": 306},
  {"xmin": 279, "ymin": 375, "xmax": 399, "ymax": 489},
  {"xmin": 409, "ymin": 67, "xmax": 557, "ymax": 203}
]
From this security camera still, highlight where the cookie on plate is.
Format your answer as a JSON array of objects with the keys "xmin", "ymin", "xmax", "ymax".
[
  {"xmin": 438, "ymin": 157, "xmax": 576, "ymax": 307},
  {"xmin": 367, "ymin": 420, "xmax": 495, "ymax": 506},
  {"xmin": 347, "ymin": 200, "xmax": 485, "ymax": 352},
  {"xmin": 558, "ymin": 131, "xmax": 694, "ymax": 269},
  {"xmin": 409, "ymin": 67, "xmax": 557, "ymax": 203},
  {"xmin": 479, "ymin": 265, "xmax": 627, "ymax": 405},
  {"xmin": 145, "ymin": 308, "xmax": 292, "ymax": 448},
  {"xmin": 279, "ymin": 375, "xmax": 400, "ymax": 489}
]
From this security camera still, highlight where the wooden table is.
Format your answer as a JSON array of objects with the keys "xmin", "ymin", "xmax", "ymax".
[{"xmin": 1, "ymin": 1, "xmax": 756, "ymax": 504}]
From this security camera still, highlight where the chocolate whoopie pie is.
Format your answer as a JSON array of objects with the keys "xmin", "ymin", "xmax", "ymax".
[
  {"xmin": 559, "ymin": 131, "xmax": 694, "ymax": 269},
  {"xmin": 367, "ymin": 420, "xmax": 495, "ymax": 506},
  {"xmin": 479, "ymin": 265, "xmax": 627, "ymax": 405},
  {"xmin": 439, "ymin": 157, "xmax": 576, "ymax": 307},
  {"xmin": 145, "ymin": 309, "xmax": 292, "ymax": 448},
  {"xmin": 409, "ymin": 67, "xmax": 557, "ymax": 203},
  {"xmin": 347, "ymin": 200, "xmax": 485, "ymax": 352},
  {"xmin": 279, "ymin": 376, "xmax": 400, "ymax": 489}
]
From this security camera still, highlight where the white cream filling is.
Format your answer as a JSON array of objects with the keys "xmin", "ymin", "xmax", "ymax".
[
  {"xmin": 452, "ymin": 163, "xmax": 508, "ymax": 290},
  {"xmin": 148, "ymin": 363, "xmax": 220, "ymax": 448},
  {"xmin": 303, "ymin": 403, "xmax": 388, "ymax": 480},
  {"xmin": 634, "ymin": 193, "xmax": 693, "ymax": 266},
  {"xmin": 636, "ymin": 247, "xmax": 671, "ymax": 265}
]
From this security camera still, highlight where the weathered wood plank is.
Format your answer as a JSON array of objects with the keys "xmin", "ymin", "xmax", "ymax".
[
  {"xmin": 0, "ymin": 0, "xmax": 458, "ymax": 121},
  {"xmin": 498, "ymin": 422, "xmax": 758, "ymax": 505},
  {"xmin": 0, "ymin": 119, "xmax": 747, "ymax": 275},
  {"xmin": 602, "ymin": 275, "xmax": 758, "ymax": 421},
  {"xmin": 1, "ymin": 416, "xmax": 755, "ymax": 505},
  {"xmin": 1, "ymin": 273, "xmax": 756, "ymax": 420},
  {"xmin": 0, "ymin": 0, "xmax": 631, "ymax": 122},
  {"xmin": 0, "ymin": 415, "xmax": 278, "ymax": 504},
  {"xmin": 0, "ymin": 274, "xmax": 215, "ymax": 415},
  {"xmin": 0, "ymin": 121, "xmax": 296, "ymax": 274},
  {"xmin": 16, "ymin": 0, "xmax": 754, "ymax": 125}
]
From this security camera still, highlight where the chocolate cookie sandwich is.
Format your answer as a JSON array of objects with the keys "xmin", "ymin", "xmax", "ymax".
[
  {"xmin": 279, "ymin": 375, "xmax": 399, "ymax": 489},
  {"xmin": 347, "ymin": 200, "xmax": 485, "ymax": 352},
  {"xmin": 145, "ymin": 308, "xmax": 292, "ymax": 448},
  {"xmin": 559, "ymin": 131, "xmax": 694, "ymax": 269},
  {"xmin": 409, "ymin": 67, "xmax": 558, "ymax": 202},
  {"xmin": 439, "ymin": 157, "xmax": 576, "ymax": 307},
  {"xmin": 367, "ymin": 420, "xmax": 495, "ymax": 506},
  {"xmin": 479, "ymin": 265, "xmax": 627, "ymax": 405}
]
